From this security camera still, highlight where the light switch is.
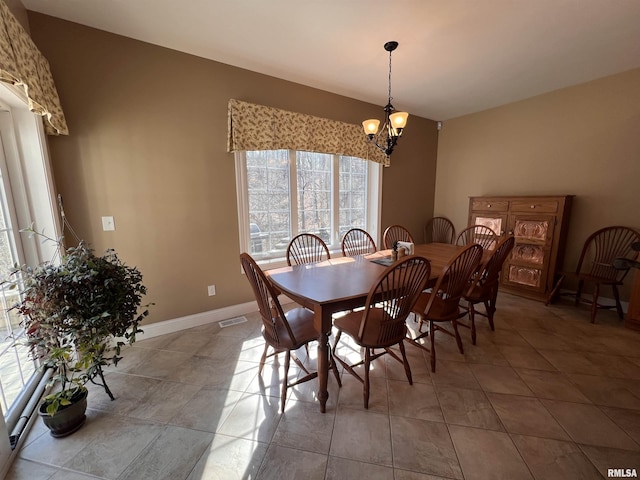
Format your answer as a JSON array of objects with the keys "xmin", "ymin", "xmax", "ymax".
[{"xmin": 102, "ymin": 216, "xmax": 115, "ymax": 231}]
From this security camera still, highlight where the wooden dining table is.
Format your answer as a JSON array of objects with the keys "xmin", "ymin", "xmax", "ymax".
[{"xmin": 266, "ymin": 242, "xmax": 490, "ymax": 413}]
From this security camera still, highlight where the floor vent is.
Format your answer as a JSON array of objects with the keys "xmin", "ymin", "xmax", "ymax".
[{"xmin": 218, "ymin": 316, "xmax": 248, "ymax": 328}]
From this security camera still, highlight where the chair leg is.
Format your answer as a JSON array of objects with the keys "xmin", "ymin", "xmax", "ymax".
[
  {"xmin": 545, "ymin": 274, "xmax": 565, "ymax": 305},
  {"xmin": 590, "ymin": 284, "xmax": 599, "ymax": 324},
  {"xmin": 429, "ymin": 320, "xmax": 436, "ymax": 373},
  {"xmin": 259, "ymin": 343, "xmax": 269, "ymax": 375},
  {"xmin": 329, "ymin": 348, "xmax": 342, "ymax": 388},
  {"xmin": 612, "ymin": 284, "xmax": 624, "ymax": 319},
  {"xmin": 468, "ymin": 303, "xmax": 477, "ymax": 345},
  {"xmin": 452, "ymin": 319, "xmax": 464, "ymax": 354},
  {"xmin": 485, "ymin": 298, "xmax": 496, "ymax": 331},
  {"xmin": 332, "ymin": 330, "xmax": 342, "ymax": 356},
  {"xmin": 363, "ymin": 347, "xmax": 371, "ymax": 409},
  {"xmin": 281, "ymin": 351, "xmax": 291, "ymax": 413},
  {"xmin": 398, "ymin": 340, "xmax": 413, "ymax": 385},
  {"xmin": 488, "ymin": 286, "xmax": 498, "ymax": 329},
  {"xmin": 576, "ymin": 279, "xmax": 585, "ymax": 306}
]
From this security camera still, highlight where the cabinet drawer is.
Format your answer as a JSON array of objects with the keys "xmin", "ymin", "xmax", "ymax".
[
  {"xmin": 510, "ymin": 200, "xmax": 558, "ymax": 213},
  {"xmin": 471, "ymin": 200, "xmax": 509, "ymax": 212}
]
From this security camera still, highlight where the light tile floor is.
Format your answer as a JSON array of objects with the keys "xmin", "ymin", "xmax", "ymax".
[{"xmin": 6, "ymin": 293, "xmax": 640, "ymax": 480}]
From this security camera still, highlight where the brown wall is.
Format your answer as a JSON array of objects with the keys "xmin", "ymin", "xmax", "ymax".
[
  {"xmin": 5, "ymin": 0, "xmax": 29, "ymax": 32},
  {"xmin": 435, "ymin": 67, "xmax": 640, "ymax": 298},
  {"xmin": 27, "ymin": 12, "xmax": 438, "ymax": 324}
]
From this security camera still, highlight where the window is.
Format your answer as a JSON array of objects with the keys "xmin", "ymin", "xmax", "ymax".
[
  {"xmin": 235, "ymin": 150, "xmax": 381, "ymax": 265},
  {"xmin": 0, "ymin": 84, "xmax": 61, "ymax": 456}
]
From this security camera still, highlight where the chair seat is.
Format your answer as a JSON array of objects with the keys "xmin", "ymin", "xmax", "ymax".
[
  {"xmin": 464, "ymin": 282, "xmax": 494, "ymax": 303},
  {"xmin": 558, "ymin": 270, "xmax": 623, "ymax": 285},
  {"xmin": 263, "ymin": 307, "xmax": 317, "ymax": 351},
  {"xmin": 334, "ymin": 309, "xmax": 407, "ymax": 348},
  {"xmin": 412, "ymin": 292, "xmax": 460, "ymax": 322}
]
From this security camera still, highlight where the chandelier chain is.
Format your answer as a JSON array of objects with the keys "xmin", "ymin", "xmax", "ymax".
[{"xmin": 388, "ymin": 49, "xmax": 393, "ymax": 104}]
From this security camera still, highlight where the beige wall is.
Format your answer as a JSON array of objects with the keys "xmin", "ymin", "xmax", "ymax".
[
  {"xmin": 435, "ymin": 67, "xmax": 640, "ymax": 298},
  {"xmin": 26, "ymin": 12, "xmax": 438, "ymax": 324}
]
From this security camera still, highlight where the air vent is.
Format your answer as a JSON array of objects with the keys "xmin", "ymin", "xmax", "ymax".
[{"xmin": 218, "ymin": 316, "xmax": 248, "ymax": 328}]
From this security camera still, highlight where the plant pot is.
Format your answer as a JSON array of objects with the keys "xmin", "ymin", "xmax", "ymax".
[{"xmin": 38, "ymin": 389, "xmax": 88, "ymax": 438}]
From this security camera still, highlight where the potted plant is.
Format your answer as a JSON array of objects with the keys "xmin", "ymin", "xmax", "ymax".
[{"xmin": 8, "ymin": 229, "xmax": 150, "ymax": 437}]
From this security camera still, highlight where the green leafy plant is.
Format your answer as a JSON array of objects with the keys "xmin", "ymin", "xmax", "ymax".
[{"xmin": 9, "ymin": 230, "xmax": 150, "ymax": 415}]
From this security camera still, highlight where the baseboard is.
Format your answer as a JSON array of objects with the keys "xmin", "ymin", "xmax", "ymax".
[
  {"xmin": 130, "ymin": 296, "xmax": 295, "ymax": 341},
  {"xmin": 133, "ymin": 301, "xmax": 259, "ymax": 341}
]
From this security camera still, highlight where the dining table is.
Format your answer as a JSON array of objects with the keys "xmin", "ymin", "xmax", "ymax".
[{"xmin": 266, "ymin": 242, "xmax": 491, "ymax": 413}]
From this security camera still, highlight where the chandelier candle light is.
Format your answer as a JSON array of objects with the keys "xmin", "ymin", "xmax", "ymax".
[{"xmin": 363, "ymin": 41, "xmax": 409, "ymax": 158}]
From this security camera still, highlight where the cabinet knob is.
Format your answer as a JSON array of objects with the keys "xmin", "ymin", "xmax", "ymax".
[
  {"xmin": 508, "ymin": 230, "xmax": 514, "ymax": 235},
  {"xmin": 487, "ymin": 204, "xmax": 492, "ymax": 208},
  {"xmin": 530, "ymin": 205, "xmax": 535, "ymax": 209}
]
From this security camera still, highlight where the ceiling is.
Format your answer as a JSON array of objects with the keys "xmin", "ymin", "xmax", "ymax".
[{"xmin": 22, "ymin": 0, "xmax": 640, "ymax": 121}]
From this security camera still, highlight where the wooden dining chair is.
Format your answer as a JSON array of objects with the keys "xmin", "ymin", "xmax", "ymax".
[
  {"xmin": 332, "ymin": 255, "xmax": 431, "ymax": 408},
  {"xmin": 341, "ymin": 228, "xmax": 377, "ymax": 257},
  {"xmin": 546, "ymin": 226, "xmax": 640, "ymax": 323},
  {"xmin": 460, "ymin": 236, "xmax": 515, "ymax": 344},
  {"xmin": 424, "ymin": 217, "xmax": 456, "ymax": 244},
  {"xmin": 240, "ymin": 253, "xmax": 340, "ymax": 412},
  {"xmin": 286, "ymin": 233, "xmax": 330, "ymax": 266},
  {"xmin": 383, "ymin": 224, "xmax": 414, "ymax": 249},
  {"xmin": 408, "ymin": 244, "xmax": 483, "ymax": 372},
  {"xmin": 456, "ymin": 225, "xmax": 498, "ymax": 251}
]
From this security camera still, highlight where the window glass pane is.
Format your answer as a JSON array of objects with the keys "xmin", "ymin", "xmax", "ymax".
[
  {"xmin": 338, "ymin": 156, "xmax": 368, "ymax": 239},
  {"xmin": 246, "ymin": 150, "xmax": 291, "ymax": 256},
  {"xmin": 296, "ymin": 151, "xmax": 332, "ymax": 244},
  {"xmin": 241, "ymin": 150, "xmax": 374, "ymax": 262}
]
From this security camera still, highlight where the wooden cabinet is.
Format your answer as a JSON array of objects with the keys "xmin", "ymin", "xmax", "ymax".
[{"xmin": 468, "ymin": 195, "xmax": 573, "ymax": 301}]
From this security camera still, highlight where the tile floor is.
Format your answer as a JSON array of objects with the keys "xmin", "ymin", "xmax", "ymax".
[{"xmin": 6, "ymin": 293, "xmax": 640, "ymax": 480}]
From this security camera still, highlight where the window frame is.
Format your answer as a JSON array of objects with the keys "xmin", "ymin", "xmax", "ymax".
[
  {"xmin": 235, "ymin": 149, "xmax": 382, "ymax": 268},
  {"xmin": 0, "ymin": 82, "xmax": 62, "ymax": 467}
]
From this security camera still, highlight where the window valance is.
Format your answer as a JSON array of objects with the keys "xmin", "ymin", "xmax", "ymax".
[
  {"xmin": 227, "ymin": 99, "xmax": 388, "ymax": 166},
  {"xmin": 0, "ymin": 0, "xmax": 68, "ymax": 135}
]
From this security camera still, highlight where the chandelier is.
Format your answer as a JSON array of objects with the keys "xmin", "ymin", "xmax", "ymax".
[{"xmin": 362, "ymin": 41, "xmax": 409, "ymax": 158}]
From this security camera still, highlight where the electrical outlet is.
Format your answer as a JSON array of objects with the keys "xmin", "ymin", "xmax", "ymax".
[
  {"xmin": 101, "ymin": 216, "xmax": 115, "ymax": 231},
  {"xmin": 208, "ymin": 285, "xmax": 216, "ymax": 296}
]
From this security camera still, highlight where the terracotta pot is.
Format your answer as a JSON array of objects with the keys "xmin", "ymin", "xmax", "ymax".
[{"xmin": 38, "ymin": 389, "xmax": 88, "ymax": 438}]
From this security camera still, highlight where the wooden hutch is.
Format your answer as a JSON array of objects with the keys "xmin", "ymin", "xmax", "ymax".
[{"xmin": 468, "ymin": 195, "xmax": 573, "ymax": 302}]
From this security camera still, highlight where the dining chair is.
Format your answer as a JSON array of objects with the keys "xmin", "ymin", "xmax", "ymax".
[
  {"xmin": 240, "ymin": 253, "xmax": 340, "ymax": 412},
  {"xmin": 456, "ymin": 225, "xmax": 498, "ymax": 251},
  {"xmin": 331, "ymin": 255, "xmax": 431, "ymax": 408},
  {"xmin": 382, "ymin": 224, "xmax": 414, "ymax": 249},
  {"xmin": 408, "ymin": 243, "xmax": 483, "ymax": 372},
  {"xmin": 341, "ymin": 228, "xmax": 377, "ymax": 257},
  {"xmin": 286, "ymin": 233, "xmax": 330, "ymax": 266},
  {"xmin": 545, "ymin": 226, "xmax": 640, "ymax": 323},
  {"xmin": 460, "ymin": 236, "xmax": 515, "ymax": 344},
  {"xmin": 424, "ymin": 216, "xmax": 456, "ymax": 244}
]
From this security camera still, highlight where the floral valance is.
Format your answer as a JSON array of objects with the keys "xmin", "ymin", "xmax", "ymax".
[
  {"xmin": 227, "ymin": 99, "xmax": 388, "ymax": 166},
  {"xmin": 0, "ymin": 0, "xmax": 68, "ymax": 135}
]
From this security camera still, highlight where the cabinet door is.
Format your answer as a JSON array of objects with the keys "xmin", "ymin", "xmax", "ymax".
[
  {"xmin": 502, "ymin": 214, "xmax": 556, "ymax": 294},
  {"xmin": 470, "ymin": 213, "xmax": 508, "ymax": 238}
]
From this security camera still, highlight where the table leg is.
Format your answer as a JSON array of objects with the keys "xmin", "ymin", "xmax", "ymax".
[
  {"xmin": 317, "ymin": 331, "xmax": 329, "ymax": 413},
  {"xmin": 315, "ymin": 306, "xmax": 331, "ymax": 413}
]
